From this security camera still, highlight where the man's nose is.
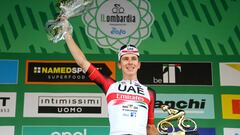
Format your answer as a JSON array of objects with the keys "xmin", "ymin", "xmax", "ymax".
[{"xmin": 127, "ymin": 59, "xmax": 133, "ymax": 64}]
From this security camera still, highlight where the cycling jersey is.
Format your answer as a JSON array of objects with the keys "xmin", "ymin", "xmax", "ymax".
[{"xmin": 87, "ymin": 64, "xmax": 156, "ymax": 135}]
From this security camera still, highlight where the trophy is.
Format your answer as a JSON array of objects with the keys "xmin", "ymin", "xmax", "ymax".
[
  {"xmin": 46, "ymin": 0, "xmax": 93, "ymax": 43},
  {"xmin": 157, "ymin": 105, "xmax": 198, "ymax": 135}
]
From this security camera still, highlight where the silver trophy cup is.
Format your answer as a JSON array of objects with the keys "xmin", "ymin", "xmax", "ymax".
[{"xmin": 46, "ymin": 0, "xmax": 93, "ymax": 43}]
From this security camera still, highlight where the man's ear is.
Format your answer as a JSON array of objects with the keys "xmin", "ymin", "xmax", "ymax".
[{"xmin": 138, "ymin": 62, "xmax": 141, "ymax": 69}]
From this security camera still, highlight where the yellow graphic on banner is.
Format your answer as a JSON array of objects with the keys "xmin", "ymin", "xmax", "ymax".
[
  {"xmin": 227, "ymin": 64, "xmax": 240, "ymax": 71},
  {"xmin": 221, "ymin": 94, "xmax": 240, "ymax": 119},
  {"xmin": 220, "ymin": 63, "xmax": 240, "ymax": 86}
]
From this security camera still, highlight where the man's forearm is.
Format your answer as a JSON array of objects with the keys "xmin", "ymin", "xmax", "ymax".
[{"xmin": 64, "ymin": 33, "xmax": 90, "ymax": 71}]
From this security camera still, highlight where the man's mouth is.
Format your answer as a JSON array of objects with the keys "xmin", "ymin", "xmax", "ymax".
[{"xmin": 126, "ymin": 66, "xmax": 135, "ymax": 71}]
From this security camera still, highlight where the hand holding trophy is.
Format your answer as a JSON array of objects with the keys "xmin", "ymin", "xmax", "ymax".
[{"xmin": 46, "ymin": 0, "xmax": 93, "ymax": 43}]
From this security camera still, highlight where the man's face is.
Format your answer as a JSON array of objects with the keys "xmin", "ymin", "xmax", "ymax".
[{"xmin": 118, "ymin": 53, "xmax": 141, "ymax": 76}]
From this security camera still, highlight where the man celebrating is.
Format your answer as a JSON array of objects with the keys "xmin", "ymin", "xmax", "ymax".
[{"xmin": 62, "ymin": 18, "xmax": 158, "ymax": 135}]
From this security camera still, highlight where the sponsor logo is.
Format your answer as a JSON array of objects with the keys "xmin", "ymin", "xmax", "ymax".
[
  {"xmin": 38, "ymin": 96, "xmax": 101, "ymax": 114},
  {"xmin": 198, "ymin": 128, "xmax": 216, "ymax": 135},
  {"xmin": 22, "ymin": 126, "xmax": 109, "ymax": 135},
  {"xmin": 155, "ymin": 94, "xmax": 214, "ymax": 119},
  {"xmin": 0, "ymin": 97, "xmax": 10, "ymax": 113},
  {"xmin": 82, "ymin": 0, "xmax": 154, "ymax": 51},
  {"xmin": 22, "ymin": 126, "xmax": 215, "ymax": 135},
  {"xmin": 0, "ymin": 60, "xmax": 18, "ymax": 84},
  {"xmin": 50, "ymin": 130, "xmax": 87, "ymax": 135},
  {"xmin": 100, "ymin": 3, "xmax": 135, "ymax": 37},
  {"xmin": 122, "ymin": 104, "xmax": 138, "ymax": 117},
  {"xmin": 0, "ymin": 126, "xmax": 15, "ymax": 135},
  {"xmin": 24, "ymin": 93, "xmax": 108, "ymax": 117},
  {"xmin": 232, "ymin": 99, "xmax": 240, "ymax": 114},
  {"xmin": 224, "ymin": 128, "xmax": 240, "ymax": 135},
  {"xmin": 174, "ymin": 128, "xmax": 215, "ymax": 135},
  {"xmin": 220, "ymin": 63, "xmax": 240, "ymax": 86},
  {"xmin": 25, "ymin": 60, "xmax": 115, "ymax": 84},
  {"xmin": 138, "ymin": 62, "xmax": 212, "ymax": 85},
  {"xmin": 0, "ymin": 92, "xmax": 16, "ymax": 117},
  {"xmin": 162, "ymin": 64, "xmax": 181, "ymax": 83},
  {"xmin": 222, "ymin": 94, "xmax": 240, "ymax": 119},
  {"xmin": 118, "ymin": 83, "xmax": 145, "ymax": 95},
  {"xmin": 155, "ymin": 99, "xmax": 206, "ymax": 109}
]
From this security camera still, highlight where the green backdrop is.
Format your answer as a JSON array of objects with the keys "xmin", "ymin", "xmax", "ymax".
[{"xmin": 0, "ymin": 0, "xmax": 240, "ymax": 135}]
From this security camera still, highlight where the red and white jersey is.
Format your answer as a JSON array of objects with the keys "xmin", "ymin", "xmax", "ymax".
[{"xmin": 87, "ymin": 64, "xmax": 156, "ymax": 135}]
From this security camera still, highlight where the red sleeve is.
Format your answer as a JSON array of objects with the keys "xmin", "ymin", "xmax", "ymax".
[
  {"xmin": 86, "ymin": 64, "xmax": 115, "ymax": 94},
  {"xmin": 148, "ymin": 88, "xmax": 156, "ymax": 125}
]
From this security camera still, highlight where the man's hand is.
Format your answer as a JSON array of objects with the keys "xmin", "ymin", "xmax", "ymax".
[
  {"xmin": 55, "ymin": 16, "xmax": 71, "ymax": 38},
  {"xmin": 147, "ymin": 124, "xmax": 159, "ymax": 135}
]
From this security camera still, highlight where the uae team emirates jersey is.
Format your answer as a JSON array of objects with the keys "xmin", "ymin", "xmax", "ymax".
[{"xmin": 87, "ymin": 64, "xmax": 156, "ymax": 135}]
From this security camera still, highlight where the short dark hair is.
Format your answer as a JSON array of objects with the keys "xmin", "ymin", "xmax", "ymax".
[{"xmin": 119, "ymin": 45, "xmax": 136, "ymax": 51}]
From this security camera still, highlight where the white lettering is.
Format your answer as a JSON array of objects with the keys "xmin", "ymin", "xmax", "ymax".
[
  {"xmin": 57, "ymin": 107, "xmax": 82, "ymax": 113},
  {"xmin": 153, "ymin": 77, "xmax": 162, "ymax": 84},
  {"xmin": 51, "ymin": 129, "xmax": 87, "ymax": 135},
  {"xmin": 163, "ymin": 64, "xmax": 181, "ymax": 83}
]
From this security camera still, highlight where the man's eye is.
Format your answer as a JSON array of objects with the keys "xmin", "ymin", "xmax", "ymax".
[
  {"xmin": 132, "ymin": 57, "xmax": 137, "ymax": 60},
  {"xmin": 122, "ymin": 57, "xmax": 128, "ymax": 60}
]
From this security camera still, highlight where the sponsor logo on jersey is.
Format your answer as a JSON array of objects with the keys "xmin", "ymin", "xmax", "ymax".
[
  {"xmin": 220, "ymin": 63, "xmax": 240, "ymax": 86},
  {"xmin": 23, "ymin": 93, "xmax": 107, "ymax": 117},
  {"xmin": 155, "ymin": 94, "xmax": 214, "ymax": 119},
  {"xmin": 0, "ymin": 60, "xmax": 18, "ymax": 84},
  {"xmin": 25, "ymin": 60, "xmax": 115, "ymax": 84},
  {"xmin": 108, "ymin": 93, "xmax": 147, "ymax": 103},
  {"xmin": 0, "ymin": 92, "xmax": 16, "ymax": 117},
  {"xmin": 118, "ymin": 83, "xmax": 145, "ymax": 95},
  {"xmin": 122, "ymin": 104, "xmax": 138, "ymax": 117},
  {"xmin": 138, "ymin": 62, "xmax": 212, "ymax": 85},
  {"xmin": 222, "ymin": 94, "xmax": 240, "ymax": 119}
]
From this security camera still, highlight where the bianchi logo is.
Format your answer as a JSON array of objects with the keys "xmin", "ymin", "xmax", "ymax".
[{"xmin": 82, "ymin": 0, "xmax": 154, "ymax": 51}]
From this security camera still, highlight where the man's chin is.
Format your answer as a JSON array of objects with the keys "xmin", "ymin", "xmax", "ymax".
[{"xmin": 125, "ymin": 71, "xmax": 137, "ymax": 76}]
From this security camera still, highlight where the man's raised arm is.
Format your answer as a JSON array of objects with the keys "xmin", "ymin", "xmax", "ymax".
[{"xmin": 64, "ymin": 32, "xmax": 90, "ymax": 72}]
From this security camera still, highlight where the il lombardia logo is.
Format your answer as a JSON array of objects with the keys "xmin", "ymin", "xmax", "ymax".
[{"xmin": 82, "ymin": 0, "xmax": 154, "ymax": 51}]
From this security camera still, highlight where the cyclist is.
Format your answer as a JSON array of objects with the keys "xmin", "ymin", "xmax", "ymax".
[{"xmin": 62, "ymin": 18, "xmax": 158, "ymax": 135}]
